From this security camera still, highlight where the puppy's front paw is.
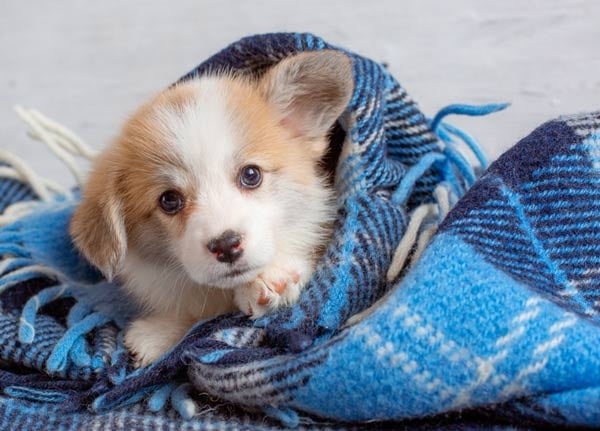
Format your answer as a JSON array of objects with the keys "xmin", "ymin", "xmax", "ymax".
[
  {"xmin": 124, "ymin": 316, "xmax": 192, "ymax": 367},
  {"xmin": 234, "ymin": 264, "xmax": 307, "ymax": 319}
]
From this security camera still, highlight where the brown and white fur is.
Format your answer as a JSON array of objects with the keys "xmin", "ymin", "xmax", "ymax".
[{"xmin": 69, "ymin": 51, "xmax": 353, "ymax": 366}]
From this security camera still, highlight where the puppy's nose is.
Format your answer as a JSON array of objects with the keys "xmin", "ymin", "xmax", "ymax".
[{"xmin": 207, "ymin": 230, "xmax": 243, "ymax": 263}]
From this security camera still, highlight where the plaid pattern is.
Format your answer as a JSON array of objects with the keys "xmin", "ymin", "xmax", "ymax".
[
  {"xmin": 2, "ymin": 33, "xmax": 582, "ymax": 430},
  {"xmin": 443, "ymin": 113, "xmax": 600, "ymax": 320}
]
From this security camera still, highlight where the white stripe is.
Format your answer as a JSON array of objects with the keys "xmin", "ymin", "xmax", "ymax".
[
  {"xmin": 513, "ymin": 307, "xmax": 540, "ymax": 323},
  {"xmin": 533, "ymin": 335, "xmax": 565, "ymax": 356},
  {"xmin": 525, "ymin": 297, "xmax": 542, "ymax": 307},
  {"xmin": 567, "ymin": 117, "xmax": 600, "ymax": 127},
  {"xmin": 1, "ymin": 265, "xmax": 62, "ymax": 280},
  {"xmin": 384, "ymin": 121, "xmax": 429, "ymax": 134},
  {"xmin": 356, "ymin": 315, "xmax": 451, "ymax": 396},
  {"xmin": 500, "ymin": 358, "xmax": 549, "ymax": 397},
  {"xmin": 451, "ymin": 350, "xmax": 508, "ymax": 407},
  {"xmin": 568, "ymin": 278, "xmax": 595, "ymax": 288},
  {"xmin": 516, "ymin": 358, "xmax": 549, "ymax": 381},
  {"xmin": 453, "ymin": 298, "xmax": 542, "ymax": 408},
  {"xmin": 495, "ymin": 326, "xmax": 525, "ymax": 347},
  {"xmin": 560, "ymin": 287, "xmax": 579, "ymax": 297},
  {"xmin": 582, "ymin": 267, "xmax": 600, "ymax": 276},
  {"xmin": 0, "ymin": 258, "xmax": 17, "ymax": 275},
  {"xmin": 549, "ymin": 316, "xmax": 577, "ymax": 333}
]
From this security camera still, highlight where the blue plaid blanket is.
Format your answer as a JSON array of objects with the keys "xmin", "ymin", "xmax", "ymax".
[{"xmin": 0, "ymin": 33, "xmax": 598, "ymax": 430}]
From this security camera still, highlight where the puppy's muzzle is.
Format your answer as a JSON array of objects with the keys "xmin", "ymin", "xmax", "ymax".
[{"xmin": 207, "ymin": 230, "xmax": 243, "ymax": 264}]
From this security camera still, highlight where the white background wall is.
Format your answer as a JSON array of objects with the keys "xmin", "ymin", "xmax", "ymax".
[{"xmin": 2, "ymin": 0, "xmax": 599, "ymax": 186}]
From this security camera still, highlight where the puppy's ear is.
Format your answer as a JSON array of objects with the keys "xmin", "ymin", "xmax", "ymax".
[
  {"xmin": 260, "ymin": 50, "xmax": 353, "ymax": 147},
  {"xmin": 70, "ymin": 155, "xmax": 126, "ymax": 281}
]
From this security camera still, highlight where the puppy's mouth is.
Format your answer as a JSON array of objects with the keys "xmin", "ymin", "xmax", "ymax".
[
  {"xmin": 224, "ymin": 267, "xmax": 255, "ymax": 278},
  {"xmin": 215, "ymin": 265, "xmax": 261, "ymax": 286}
]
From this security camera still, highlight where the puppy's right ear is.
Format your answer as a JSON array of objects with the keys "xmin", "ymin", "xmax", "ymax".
[
  {"xmin": 70, "ymin": 156, "xmax": 126, "ymax": 281},
  {"xmin": 260, "ymin": 50, "xmax": 353, "ymax": 144}
]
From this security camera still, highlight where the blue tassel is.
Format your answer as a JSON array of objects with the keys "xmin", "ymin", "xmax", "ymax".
[
  {"xmin": 65, "ymin": 302, "xmax": 95, "ymax": 367},
  {"xmin": 68, "ymin": 337, "xmax": 92, "ymax": 367},
  {"xmin": 442, "ymin": 143, "xmax": 477, "ymax": 186},
  {"xmin": 66, "ymin": 302, "xmax": 92, "ymax": 326},
  {"xmin": 391, "ymin": 152, "xmax": 446, "ymax": 205},
  {"xmin": 430, "ymin": 102, "xmax": 509, "ymax": 176},
  {"xmin": 441, "ymin": 121, "xmax": 490, "ymax": 169},
  {"xmin": 18, "ymin": 285, "xmax": 70, "ymax": 343},
  {"xmin": 46, "ymin": 311, "xmax": 110, "ymax": 373},
  {"xmin": 430, "ymin": 102, "xmax": 509, "ymax": 132},
  {"xmin": 0, "ymin": 257, "xmax": 31, "ymax": 276},
  {"xmin": 171, "ymin": 383, "xmax": 197, "ymax": 420},
  {"xmin": 147, "ymin": 383, "xmax": 176, "ymax": 412}
]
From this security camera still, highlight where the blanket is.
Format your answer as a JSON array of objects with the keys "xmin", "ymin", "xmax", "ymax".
[{"xmin": 1, "ymin": 32, "xmax": 597, "ymax": 430}]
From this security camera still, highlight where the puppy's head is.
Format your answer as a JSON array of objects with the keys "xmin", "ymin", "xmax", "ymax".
[{"xmin": 70, "ymin": 51, "xmax": 352, "ymax": 289}]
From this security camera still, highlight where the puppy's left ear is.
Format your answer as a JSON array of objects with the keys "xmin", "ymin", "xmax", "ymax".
[
  {"xmin": 260, "ymin": 50, "xmax": 353, "ymax": 148},
  {"xmin": 70, "ymin": 153, "xmax": 127, "ymax": 282}
]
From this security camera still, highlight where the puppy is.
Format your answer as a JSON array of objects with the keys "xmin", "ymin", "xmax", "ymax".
[{"xmin": 70, "ymin": 51, "xmax": 353, "ymax": 366}]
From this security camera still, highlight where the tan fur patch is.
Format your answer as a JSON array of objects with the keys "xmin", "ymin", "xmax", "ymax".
[
  {"xmin": 222, "ymin": 77, "xmax": 326, "ymax": 187},
  {"xmin": 71, "ymin": 84, "xmax": 203, "ymax": 273}
]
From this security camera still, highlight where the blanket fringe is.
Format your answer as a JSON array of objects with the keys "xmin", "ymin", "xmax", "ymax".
[
  {"xmin": 0, "ymin": 108, "xmax": 111, "ymax": 377},
  {"xmin": 0, "ymin": 106, "xmax": 95, "ymax": 227},
  {"xmin": 14, "ymin": 106, "xmax": 97, "ymax": 188},
  {"xmin": 386, "ymin": 102, "xmax": 508, "ymax": 280}
]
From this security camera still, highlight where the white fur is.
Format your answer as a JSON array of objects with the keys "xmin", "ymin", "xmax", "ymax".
[
  {"xmin": 120, "ymin": 77, "xmax": 335, "ymax": 366},
  {"xmin": 151, "ymin": 79, "xmax": 278, "ymax": 288}
]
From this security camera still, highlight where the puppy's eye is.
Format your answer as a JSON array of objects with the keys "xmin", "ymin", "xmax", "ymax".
[
  {"xmin": 159, "ymin": 190, "xmax": 184, "ymax": 214},
  {"xmin": 239, "ymin": 165, "xmax": 262, "ymax": 189}
]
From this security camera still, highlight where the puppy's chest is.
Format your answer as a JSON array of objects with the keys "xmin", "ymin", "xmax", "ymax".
[{"xmin": 121, "ymin": 253, "xmax": 236, "ymax": 318}]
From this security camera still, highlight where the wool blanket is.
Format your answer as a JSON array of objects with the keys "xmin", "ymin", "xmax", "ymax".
[{"xmin": 0, "ymin": 33, "xmax": 597, "ymax": 430}]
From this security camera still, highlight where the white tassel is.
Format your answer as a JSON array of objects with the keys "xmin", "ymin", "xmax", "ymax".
[{"xmin": 0, "ymin": 107, "xmax": 97, "ymax": 225}]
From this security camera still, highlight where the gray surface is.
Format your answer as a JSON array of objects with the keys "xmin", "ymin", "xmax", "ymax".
[{"xmin": 2, "ymin": 0, "xmax": 599, "ymax": 186}]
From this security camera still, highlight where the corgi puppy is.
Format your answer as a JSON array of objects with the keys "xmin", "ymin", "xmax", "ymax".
[{"xmin": 70, "ymin": 51, "xmax": 353, "ymax": 366}]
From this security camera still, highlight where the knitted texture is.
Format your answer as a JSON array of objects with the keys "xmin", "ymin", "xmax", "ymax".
[{"xmin": 0, "ymin": 32, "xmax": 535, "ymax": 430}]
